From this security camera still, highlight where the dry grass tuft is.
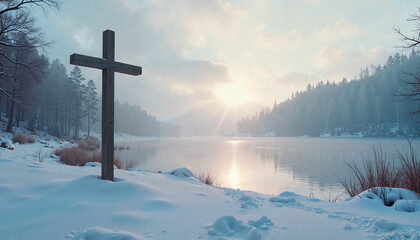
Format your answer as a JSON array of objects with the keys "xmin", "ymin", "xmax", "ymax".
[
  {"xmin": 339, "ymin": 143, "xmax": 420, "ymax": 198},
  {"xmin": 397, "ymin": 141, "xmax": 420, "ymax": 194},
  {"xmin": 36, "ymin": 148, "xmax": 45, "ymax": 162},
  {"xmin": 338, "ymin": 146, "xmax": 402, "ymax": 198},
  {"xmin": 55, "ymin": 147, "xmax": 89, "ymax": 166},
  {"xmin": 114, "ymin": 157, "xmax": 135, "ymax": 170},
  {"xmin": 12, "ymin": 133, "xmax": 27, "ymax": 144},
  {"xmin": 55, "ymin": 146, "xmax": 132, "ymax": 170},
  {"xmin": 27, "ymin": 137, "xmax": 36, "ymax": 143},
  {"xmin": 78, "ymin": 136, "xmax": 100, "ymax": 151},
  {"xmin": 194, "ymin": 169, "xmax": 220, "ymax": 186}
]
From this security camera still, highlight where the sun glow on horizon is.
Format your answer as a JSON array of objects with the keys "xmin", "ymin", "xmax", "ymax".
[{"xmin": 214, "ymin": 81, "xmax": 249, "ymax": 106}]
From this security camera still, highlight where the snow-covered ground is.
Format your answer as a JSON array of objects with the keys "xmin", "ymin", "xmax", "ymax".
[
  {"xmin": 78, "ymin": 130, "xmax": 157, "ymax": 143},
  {"xmin": 0, "ymin": 130, "xmax": 419, "ymax": 239}
]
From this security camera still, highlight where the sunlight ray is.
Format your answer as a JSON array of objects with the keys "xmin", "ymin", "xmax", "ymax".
[{"xmin": 211, "ymin": 105, "xmax": 231, "ymax": 136}]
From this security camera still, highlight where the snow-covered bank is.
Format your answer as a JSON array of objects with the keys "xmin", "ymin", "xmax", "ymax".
[
  {"xmin": 78, "ymin": 130, "xmax": 157, "ymax": 143},
  {"xmin": 0, "ymin": 137, "xmax": 419, "ymax": 239}
]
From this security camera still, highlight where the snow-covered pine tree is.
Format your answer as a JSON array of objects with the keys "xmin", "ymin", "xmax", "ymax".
[
  {"xmin": 49, "ymin": 123, "xmax": 61, "ymax": 137},
  {"xmin": 27, "ymin": 109, "xmax": 39, "ymax": 133}
]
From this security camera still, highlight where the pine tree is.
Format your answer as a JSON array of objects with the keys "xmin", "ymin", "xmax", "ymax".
[
  {"xmin": 27, "ymin": 109, "xmax": 39, "ymax": 133},
  {"xmin": 356, "ymin": 84, "xmax": 369, "ymax": 129},
  {"xmin": 42, "ymin": 59, "xmax": 68, "ymax": 136},
  {"xmin": 303, "ymin": 99, "xmax": 321, "ymax": 136},
  {"xmin": 69, "ymin": 66, "xmax": 86, "ymax": 139},
  {"xmin": 84, "ymin": 79, "xmax": 99, "ymax": 138}
]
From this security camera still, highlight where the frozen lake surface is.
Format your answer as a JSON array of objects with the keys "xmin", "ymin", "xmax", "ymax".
[{"xmin": 116, "ymin": 137, "xmax": 419, "ymax": 200}]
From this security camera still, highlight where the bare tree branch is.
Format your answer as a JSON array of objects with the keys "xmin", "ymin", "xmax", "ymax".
[
  {"xmin": 0, "ymin": 0, "xmax": 58, "ymax": 80},
  {"xmin": 395, "ymin": 8, "xmax": 420, "ymax": 117},
  {"xmin": 0, "ymin": 87, "xmax": 22, "ymax": 105},
  {"xmin": 0, "ymin": 0, "xmax": 60, "ymax": 16},
  {"xmin": 395, "ymin": 7, "xmax": 420, "ymax": 51},
  {"xmin": 394, "ymin": 26, "xmax": 420, "ymax": 50}
]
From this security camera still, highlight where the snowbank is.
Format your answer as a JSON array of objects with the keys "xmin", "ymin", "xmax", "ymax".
[
  {"xmin": 70, "ymin": 227, "xmax": 144, "ymax": 240},
  {"xmin": 352, "ymin": 188, "xmax": 420, "ymax": 212},
  {"xmin": 207, "ymin": 215, "xmax": 273, "ymax": 240},
  {"xmin": 0, "ymin": 134, "xmax": 419, "ymax": 239}
]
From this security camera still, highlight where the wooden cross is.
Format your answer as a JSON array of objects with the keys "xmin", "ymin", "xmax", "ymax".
[{"xmin": 70, "ymin": 29, "xmax": 142, "ymax": 181}]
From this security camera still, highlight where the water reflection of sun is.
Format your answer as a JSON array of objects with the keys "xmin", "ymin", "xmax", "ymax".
[
  {"xmin": 229, "ymin": 157, "xmax": 240, "ymax": 189},
  {"xmin": 228, "ymin": 141, "xmax": 241, "ymax": 189}
]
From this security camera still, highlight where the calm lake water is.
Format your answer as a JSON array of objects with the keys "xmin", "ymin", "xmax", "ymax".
[{"xmin": 115, "ymin": 137, "xmax": 419, "ymax": 200}]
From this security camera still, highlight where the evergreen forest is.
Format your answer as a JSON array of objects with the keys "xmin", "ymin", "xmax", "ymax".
[
  {"xmin": 238, "ymin": 51, "xmax": 420, "ymax": 137},
  {"xmin": 0, "ymin": 57, "xmax": 180, "ymax": 138}
]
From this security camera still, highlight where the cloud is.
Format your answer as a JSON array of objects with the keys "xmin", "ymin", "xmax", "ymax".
[
  {"xmin": 275, "ymin": 72, "xmax": 320, "ymax": 89},
  {"xmin": 119, "ymin": 80, "xmax": 217, "ymax": 119},
  {"xmin": 256, "ymin": 29, "xmax": 302, "ymax": 49},
  {"xmin": 384, "ymin": 33, "xmax": 398, "ymax": 41},
  {"xmin": 72, "ymin": 27, "xmax": 95, "ymax": 49},
  {"xmin": 252, "ymin": 65, "xmax": 272, "ymax": 77},
  {"xmin": 150, "ymin": 58, "xmax": 231, "ymax": 88},
  {"xmin": 35, "ymin": 0, "xmax": 414, "ymax": 118},
  {"xmin": 305, "ymin": 0, "xmax": 321, "ymax": 4},
  {"xmin": 38, "ymin": 0, "xmax": 242, "ymax": 118},
  {"xmin": 314, "ymin": 19, "xmax": 362, "ymax": 43},
  {"xmin": 242, "ymin": 49, "xmax": 254, "ymax": 57},
  {"xmin": 316, "ymin": 46, "xmax": 389, "ymax": 80},
  {"xmin": 145, "ymin": 0, "xmax": 246, "ymax": 51}
]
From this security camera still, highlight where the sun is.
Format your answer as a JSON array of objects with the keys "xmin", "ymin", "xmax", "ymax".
[{"xmin": 215, "ymin": 81, "xmax": 249, "ymax": 106}]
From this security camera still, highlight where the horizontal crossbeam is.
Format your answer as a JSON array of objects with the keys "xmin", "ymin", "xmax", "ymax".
[{"xmin": 70, "ymin": 53, "xmax": 142, "ymax": 76}]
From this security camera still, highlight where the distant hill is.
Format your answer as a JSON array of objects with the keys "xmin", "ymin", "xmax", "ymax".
[
  {"xmin": 87, "ymin": 100, "xmax": 180, "ymax": 137},
  {"xmin": 169, "ymin": 100, "xmax": 262, "ymax": 136}
]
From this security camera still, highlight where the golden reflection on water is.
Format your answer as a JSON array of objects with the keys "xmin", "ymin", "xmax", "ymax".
[
  {"xmin": 224, "ymin": 139, "xmax": 311, "ymax": 194},
  {"xmin": 229, "ymin": 157, "xmax": 240, "ymax": 189},
  {"xmin": 228, "ymin": 140, "xmax": 241, "ymax": 189}
]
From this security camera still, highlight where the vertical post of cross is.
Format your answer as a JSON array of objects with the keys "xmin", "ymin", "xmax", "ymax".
[
  {"xmin": 70, "ymin": 30, "xmax": 142, "ymax": 181},
  {"xmin": 102, "ymin": 30, "xmax": 115, "ymax": 181}
]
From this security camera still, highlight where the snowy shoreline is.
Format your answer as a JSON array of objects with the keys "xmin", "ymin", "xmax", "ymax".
[{"xmin": 0, "ymin": 131, "xmax": 419, "ymax": 239}]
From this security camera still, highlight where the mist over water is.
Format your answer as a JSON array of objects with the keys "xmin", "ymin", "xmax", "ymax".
[{"xmin": 116, "ymin": 137, "xmax": 419, "ymax": 200}]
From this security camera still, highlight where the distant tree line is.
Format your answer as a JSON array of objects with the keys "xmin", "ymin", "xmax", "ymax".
[
  {"xmin": 238, "ymin": 51, "xmax": 420, "ymax": 137},
  {"xmin": 0, "ymin": 57, "xmax": 180, "ymax": 138},
  {"xmin": 90, "ymin": 99, "xmax": 181, "ymax": 138}
]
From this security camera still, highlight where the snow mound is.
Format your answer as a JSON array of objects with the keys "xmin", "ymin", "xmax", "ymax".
[
  {"xmin": 269, "ymin": 196, "xmax": 297, "ymax": 204},
  {"xmin": 238, "ymin": 194, "xmax": 258, "ymax": 208},
  {"xmin": 82, "ymin": 162, "xmax": 119, "ymax": 169},
  {"xmin": 374, "ymin": 220, "xmax": 401, "ymax": 231},
  {"xmin": 270, "ymin": 191, "xmax": 321, "ymax": 204},
  {"xmin": 394, "ymin": 199, "xmax": 420, "ymax": 212},
  {"xmin": 0, "ymin": 139, "xmax": 14, "ymax": 150},
  {"xmin": 278, "ymin": 191, "xmax": 298, "ymax": 197},
  {"xmin": 357, "ymin": 188, "xmax": 420, "ymax": 212},
  {"xmin": 70, "ymin": 227, "xmax": 143, "ymax": 240},
  {"xmin": 248, "ymin": 216, "xmax": 273, "ymax": 230},
  {"xmin": 84, "ymin": 162, "xmax": 102, "ymax": 168},
  {"xmin": 208, "ymin": 216, "xmax": 272, "ymax": 240},
  {"xmin": 168, "ymin": 168, "xmax": 195, "ymax": 177},
  {"xmin": 280, "ymin": 191, "xmax": 322, "ymax": 202}
]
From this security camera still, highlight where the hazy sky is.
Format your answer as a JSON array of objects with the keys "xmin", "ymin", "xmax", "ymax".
[{"xmin": 35, "ymin": 0, "xmax": 419, "ymax": 119}]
